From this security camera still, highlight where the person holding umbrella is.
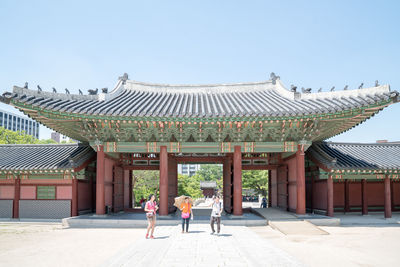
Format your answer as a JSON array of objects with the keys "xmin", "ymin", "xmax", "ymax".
[
  {"xmin": 174, "ymin": 195, "xmax": 194, "ymax": 233},
  {"xmin": 180, "ymin": 196, "xmax": 193, "ymax": 233}
]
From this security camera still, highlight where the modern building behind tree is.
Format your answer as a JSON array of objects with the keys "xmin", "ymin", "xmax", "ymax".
[
  {"xmin": 51, "ymin": 132, "xmax": 72, "ymax": 143},
  {"xmin": 178, "ymin": 164, "xmax": 201, "ymax": 176},
  {"xmin": 0, "ymin": 108, "xmax": 39, "ymax": 139}
]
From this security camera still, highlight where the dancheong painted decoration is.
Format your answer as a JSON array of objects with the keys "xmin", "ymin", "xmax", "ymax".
[{"xmin": 0, "ymin": 73, "xmax": 399, "ymax": 220}]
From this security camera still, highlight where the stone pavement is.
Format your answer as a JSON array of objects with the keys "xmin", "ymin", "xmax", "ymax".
[
  {"xmin": 102, "ymin": 224, "xmax": 304, "ymax": 267},
  {"xmin": 64, "ymin": 209, "xmax": 267, "ymax": 228},
  {"xmin": 334, "ymin": 212, "xmax": 400, "ymax": 225}
]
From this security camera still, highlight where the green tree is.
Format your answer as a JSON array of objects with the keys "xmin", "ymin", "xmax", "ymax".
[
  {"xmin": 0, "ymin": 126, "xmax": 59, "ymax": 144},
  {"xmin": 178, "ymin": 174, "xmax": 203, "ymax": 198},
  {"xmin": 196, "ymin": 164, "xmax": 222, "ymax": 181},
  {"xmin": 132, "ymin": 170, "xmax": 159, "ymax": 206},
  {"xmin": 0, "ymin": 126, "xmax": 38, "ymax": 144},
  {"xmin": 37, "ymin": 139, "xmax": 58, "ymax": 144},
  {"xmin": 242, "ymin": 170, "xmax": 268, "ymax": 197}
]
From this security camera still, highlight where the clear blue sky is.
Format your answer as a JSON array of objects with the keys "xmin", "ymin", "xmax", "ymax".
[{"xmin": 0, "ymin": 0, "xmax": 399, "ymax": 142}]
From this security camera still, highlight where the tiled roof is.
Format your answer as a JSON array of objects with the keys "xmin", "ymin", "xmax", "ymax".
[
  {"xmin": 308, "ymin": 142, "xmax": 400, "ymax": 170},
  {"xmin": 200, "ymin": 181, "xmax": 217, "ymax": 188},
  {"xmin": 2, "ymin": 78, "xmax": 398, "ymax": 118},
  {"xmin": 0, "ymin": 144, "xmax": 95, "ymax": 171}
]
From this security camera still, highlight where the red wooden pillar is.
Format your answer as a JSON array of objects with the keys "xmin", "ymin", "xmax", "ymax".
[
  {"xmin": 268, "ymin": 170, "xmax": 272, "ymax": 207},
  {"xmin": 223, "ymin": 157, "xmax": 232, "ymax": 213},
  {"xmin": 233, "ymin": 146, "xmax": 243, "ymax": 216},
  {"xmin": 384, "ymin": 175, "xmax": 392, "ymax": 218},
  {"xmin": 13, "ymin": 176, "xmax": 20, "ymax": 218},
  {"xmin": 296, "ymin": 145, "xmax": 306, "ymax": 215},
  {"xmin": 310, "ymin": 174, "xmax": 315, "ymax": 212},
  {"xmin": 71, "ymin": 178, "xmax": 78, "ymax": 216},
  {"xmin": 96, "ymin": 145, "xmax": 105, "ymax": 215},
  {"xmin": 362, "ymin": 179, "xmax": 368, "ymax": 215},
  {"xmin": 327, "ymin": 175, "xmax": 334, "ymax": 217},
  {"xmin": 89, "ymin": 172, "xmax": 94, "ymax": 212},
  {"xmin": 173, "ymin": 159, "xmax": 178, "ymax": 197},
  {"xmin": 390, "ymin": 180, "xmax": 395, "ymax": 213},
  {"xmin": 129, "ymin": 170, "xmax": 133, "ymax": 208},
  {"xmin": 159, "ymin": 146, "xmax": 168, "ymax": 216},
  {"xmin": 168, "ymin": 155, "xmax": 178, "ymax": 213},
  {"xmin": 344, "ymin": 180, "xmax": 350, "ymax": 213}
]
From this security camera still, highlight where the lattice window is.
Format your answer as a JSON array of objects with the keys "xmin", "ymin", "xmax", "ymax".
[{"xmin": 37, "ymin": 186, "xmax": 56, "ymax": 200}]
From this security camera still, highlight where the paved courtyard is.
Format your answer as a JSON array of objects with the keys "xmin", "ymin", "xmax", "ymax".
[
  {"xmin": 1, "ymin": 220, "xmax": 400, "ymax": 267},
  {"xmin": 102, "ymin": 224, "xmax": 302, "ymax": 267}
]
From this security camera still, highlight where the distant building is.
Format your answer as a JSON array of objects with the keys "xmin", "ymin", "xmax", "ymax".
[
  {"xmin": 178, "ymin": 164, "xmax": 201, "ymax": 176},
  {"xmin": 51, "ymin": 132, "xmax": 71, "ymax": 143},
  {"xmin": 200, "ymin": 181, "xmax": 217, "ymax": 197},
  {"xmin": 0, "ymin": 108, "xmax": 39, "ymax": 138}
]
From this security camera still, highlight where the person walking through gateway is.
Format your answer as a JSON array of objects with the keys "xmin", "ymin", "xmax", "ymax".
[
  {"xmin": 210, "ymin": 195, "xmax": 222, "ymax": 235},
  {"xmin": 144, "ymin": 194, "xmax": 158, "ymax": 239},
  {"xmin": 180, "ymin": 197, "xmax": 193, "ymax": 233}
]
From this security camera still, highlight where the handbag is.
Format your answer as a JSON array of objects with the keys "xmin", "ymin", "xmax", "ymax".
[
  {"xmin": 181, "ymin": 212, "xmax": 190, "ymax": 219},
  {"xmin": 146, "ymin": 212, "xmax": 154, "ymax": 218}
]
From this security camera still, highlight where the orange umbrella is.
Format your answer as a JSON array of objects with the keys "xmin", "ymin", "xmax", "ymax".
[{"xmin": 174, "ymin": 195, "xmax": 194, "ymax": 209}]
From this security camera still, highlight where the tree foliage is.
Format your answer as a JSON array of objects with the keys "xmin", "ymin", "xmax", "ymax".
[
  {"xmin": 196, "ymin": 164, "xmax": 223, "ymax": 181},
  {"xmin": 178, "ymin": 174, "xmax": 204, "ymax": 198},
  {"xmin": 132, "ymin": 170, "xmax": 159, "ymax": 205},
  {"xmin": 0, "ymin": 126, "xmax": 57, "ymax": 144},
  {"xmin": 242, "ymin": 170, "xmax": 268, "ymax": 197},
  {"xmin": 178, "ymin": 164, "xmax": 223, "ymax": 198},
  {"xmin": 130, "ymin": 165, "xmax": 268, "ymax": 206}
]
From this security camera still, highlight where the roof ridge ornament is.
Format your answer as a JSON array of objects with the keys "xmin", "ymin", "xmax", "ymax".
[
  {"xmin": 375, "ymin": 80, "xmax": 379, "ymax": 87},
  {"xmin": 88, "ymin": 88, "xmax": 98, "ymax": 95},
  {"xmin": 119, "ymin": 73, "xmax": 129, "ymax": 85},
  {"xmin": 290, "ymin": 85, "xmax": 297, "ymax": 92},
  {"xmin": 270, "ymin": 72, "xmax": 280, "ymax": 85}
]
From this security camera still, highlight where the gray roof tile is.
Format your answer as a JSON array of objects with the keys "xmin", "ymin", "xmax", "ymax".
[
  {"xmin": 308, "ymin": 142, "xmax": 400, "ymax": 170},
  {"xmin": 0, "ymin": 144, "xmax": 95, "ymax": 171},
  {"xmin": 1, "ymin": 79, "xmax": 398, "ymax": 119}
]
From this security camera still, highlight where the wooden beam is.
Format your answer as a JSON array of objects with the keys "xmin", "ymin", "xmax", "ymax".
[
  {"xmin": 123, "ymin": 166, "xmax": 159, "ymax": 170},
  {"xmin": 242, "ymin": 165, "xmax": 278, "ymax": 170}
]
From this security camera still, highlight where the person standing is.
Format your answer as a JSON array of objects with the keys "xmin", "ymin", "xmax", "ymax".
[
  {"xmin": 144, "ymin": 194, "xmax": 158, "ymax": 239},
  {"xmin": 140, "ymin": 197, "xmax": 146, "ymax": 209},
  {"xmin": 261, "ymin": 197, "xmax": 267, "ymax": 208},
  {"xmin": 180, "ymin": 197, "xmax": 193, "ymax": 233},
  {"xmin": 210, "ymin": 195, "xmax": 222, "ymax": 235}
]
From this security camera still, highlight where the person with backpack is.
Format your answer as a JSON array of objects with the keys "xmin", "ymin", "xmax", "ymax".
[
  {"xmin": 261, "ymin": 197, "xmax": 267, "ymax": 208},
  {"xmin": 210, "ymin": 195, "xmax": 222, "ymax": 235},
  {"xmin": 144, "ymin": 194, "xmax": 158, "ymax": 239}
]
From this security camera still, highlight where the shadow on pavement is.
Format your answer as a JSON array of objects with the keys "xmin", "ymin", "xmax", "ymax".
[
  {"xmin": 152, "ymin": 236, "xmax": 169, "ymax": 239},
  {"xmin": 216, "ymin": 233, "xmax": 232, "ymax": 237}
]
